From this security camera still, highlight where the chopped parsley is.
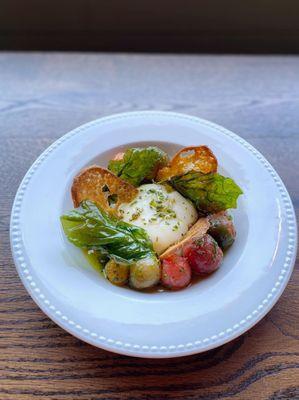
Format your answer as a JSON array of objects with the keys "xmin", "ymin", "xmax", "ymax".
[
  {"xmin": 172, "ymin": 222, "xmax": 180, "ymax": 232},
  {"xmin": 129, "ymin": 208, "xmax": 143, "ymax": 221},
  {"xmin": 147, "ymin": 189, "xmax": 177, "ymax": 221}
]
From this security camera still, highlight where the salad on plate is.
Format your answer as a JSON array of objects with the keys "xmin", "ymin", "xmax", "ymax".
[{"xmin": 61, "ymin": 145, "xmax": 242, "ymax": 291}]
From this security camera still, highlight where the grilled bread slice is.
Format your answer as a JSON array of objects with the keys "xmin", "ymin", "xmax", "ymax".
[
  {"xmin": 71, "ymin": 166, "xmax": 138, "ymax": 214},
  {"xmin": 156, "ymin": 145, "xmax": 217, "ymax": 182}
]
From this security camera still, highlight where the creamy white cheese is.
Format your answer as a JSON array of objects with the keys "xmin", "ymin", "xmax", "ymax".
[{"xmin": 119, "ymin": 183, "xmax": 198, "ymax": 254}]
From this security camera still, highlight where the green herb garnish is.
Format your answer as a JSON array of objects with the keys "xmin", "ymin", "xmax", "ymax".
[
  {"xmin": 108, "ymin": 146, "xmax": 169, "ymax": 186},
  {"xmin": 60, "ymin": 200, "xmax": 156, "ymax": 264},
  {"xmin": 170, "ymin": 172, "xmax": 242, "ymax": 215}
]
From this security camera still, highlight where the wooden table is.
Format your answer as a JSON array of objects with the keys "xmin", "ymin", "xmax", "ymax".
[{"xmin": 1, "ymin": 53, "xmax": 298, "ymax": 400}]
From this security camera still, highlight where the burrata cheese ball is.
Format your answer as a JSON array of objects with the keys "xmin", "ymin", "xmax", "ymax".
[{"xmin": 119, "ymin": 183, "xmax": 198, "ymax": 254}]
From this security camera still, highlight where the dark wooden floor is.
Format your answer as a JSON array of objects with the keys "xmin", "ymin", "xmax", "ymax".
[{"xmin": 0, "ymin": 53, "xmax": 298, "ymax": 399}]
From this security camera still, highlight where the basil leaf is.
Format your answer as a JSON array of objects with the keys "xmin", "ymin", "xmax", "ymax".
[
  {"xmin": 108, "ymin": 146, "xmax": 169, "ymax": 186},
  {"xmin": 84, "ymin": 249, "xmax": 109, "ymax": 271},
  {"xmin": 60, "ymin": 200, "xmax": 156, "ymax": 263},
  {"xmin": 170, "ymin": 172, "xmax": 243, "ymax": 215}
]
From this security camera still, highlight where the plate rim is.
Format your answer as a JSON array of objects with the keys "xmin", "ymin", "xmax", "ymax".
[{"xmin": 10, "ymin": 110, "xmax": 297, "ymax": 358}]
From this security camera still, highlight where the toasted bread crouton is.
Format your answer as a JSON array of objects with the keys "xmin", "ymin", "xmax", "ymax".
[
  {"xmin": 157, "ymin": 146, "xmax": 217, "ymax": 182},
  {"xmin": 71, "ymin": 166, "xmax": 138, "ymax": 214},
  {"xmin": 113, "ymin": 152, "xmax": 125, "ymax": 161},
  {"xmin": 187, "ymin": 216, "xmax": 210, "ymax": 237},
  {"xmin": 160, "ymin": 217, "xmax": 210, "ymax": 259}
]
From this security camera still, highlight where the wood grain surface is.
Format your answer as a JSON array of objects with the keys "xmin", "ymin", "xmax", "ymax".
[{"xmin": 0, "ymin": 53, "xmax": 298, "ymax": 399}]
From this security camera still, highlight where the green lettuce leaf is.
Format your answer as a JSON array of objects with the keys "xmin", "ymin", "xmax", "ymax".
[
  {"xmin": 60, "ymin": 200, "xmax": 156, "ymax": 263},
  {"xmin": 108, "ymin": 146, "xmax": 169, "ymax": 186},
  {"xmin": 170, "ymin": 172, "xmax": 243, "ymax": 215}
]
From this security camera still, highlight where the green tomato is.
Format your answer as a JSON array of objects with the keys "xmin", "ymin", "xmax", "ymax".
[
  {"xmin": 130, "ymin": 257, "xmax": 160, "ymax": 290},
  {"xmin": 105, "ymin": 259, "xmax": 129, "ymax": 286},
  {"xmin": 208, "ymin": 212, "xmax": 236, "ymax": 250}
]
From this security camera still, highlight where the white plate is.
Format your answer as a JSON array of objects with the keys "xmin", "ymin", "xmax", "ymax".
[{"xmin": 10, "ymin": 111, "xmax": 297, "ymax": 358}]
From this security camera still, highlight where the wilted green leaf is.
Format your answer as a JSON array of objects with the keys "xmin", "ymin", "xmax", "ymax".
[
  {"xmin": 61, "ymin": 200, "xmax": 156, "ymax": 263},
  {"xmin": 170, "ymin": 172, "xmax": 243, "ymax": 215},
  {"xmin": 108, "ymin": 146, "xmax": 169, "ymax": 186}
]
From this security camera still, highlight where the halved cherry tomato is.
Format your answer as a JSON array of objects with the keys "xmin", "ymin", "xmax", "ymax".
[
  {"xmin": 183, "ymin": 234, "xmax": 223, "ymax": 274},
  {"xmin": 161, "ymin": 255, "xmax": 191, "ymax": 290}
]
